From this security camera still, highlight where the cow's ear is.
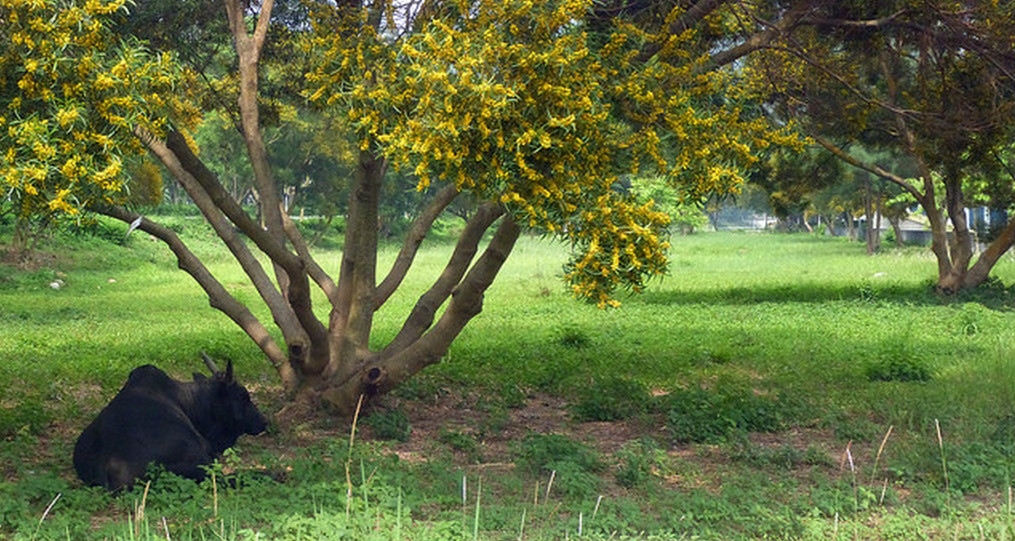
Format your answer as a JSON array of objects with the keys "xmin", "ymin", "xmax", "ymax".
[{"xmin": 224, "ymin": 360, "xmax": 234, "ymax": 384}]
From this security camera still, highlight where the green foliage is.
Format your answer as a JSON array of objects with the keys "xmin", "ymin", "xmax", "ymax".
[
  {"xmin": 0, "ymin": 397, "xmax": 49, "ymax": 437},
  {"xmin": 614, "ymin": 437, "xmax": 668, "ymax": 489},
  {"xmin": 364, "ymin": 408, "xmax": 411, "ymax": 442},
  {"xmin": 571, "ymin": 377, "xmax": 651, "ymax": 422},
  {"xmin": 511, "ymin": 433, "xmax": 603, "ymax": 499},
  {"xmin": 631, "ymin": 176, "xmax": 709, "ymax": 235},
  {"xmin": 556, "ymin": 324, "xmax": 591, "ymax": 349},
  {"xmin": 438, "ymin": 429, "xmax": 481, "ymax": 463},
  {"xmin": 4, "ymin": 229, "xmax": 1015, "ymax": 538},
  {"xmin": 662, "ymin": 379, "xmax": 791, "ymax": 444},
  {"xmin": 865, "ymin": 338, "xmax": 932, "ymax": 383}
]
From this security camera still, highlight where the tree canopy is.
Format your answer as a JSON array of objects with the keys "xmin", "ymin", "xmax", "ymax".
[
  {"xmin": 0, "ymin": 0, "xmax": 194, "ymax": 254},
  {"xmin": 748, "ymin": 0, "xmax": 1015, "ymax": 291}
]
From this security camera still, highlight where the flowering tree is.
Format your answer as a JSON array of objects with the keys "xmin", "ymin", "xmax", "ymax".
[
  {"xmin": 0, "ymin": 0, "xmax": 191, "ymax": 258},
  {"xmin": 3, "ymin": 0, "xmax": 799, "ymax": 414}
]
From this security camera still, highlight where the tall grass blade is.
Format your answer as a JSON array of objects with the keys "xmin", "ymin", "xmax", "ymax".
[
  {"xmin": 518, "ymin": 508, "xmax": 526, "ymax": 541},
  {"xmin": 31, "ymin": 493, "xmax": 61, "ymax": 541},
  {"xmin": 545, "ymin": 470, "xmax": 556, "ymax": 504},
  {"xmin": 346, "ymin": 394, "xmax": 365, "ymax": 519},
  {"xmin": 936, "ymin": 418, "xmax": 951, "ymax": 509},
  {"xmin": 473, "ymin": 477, "xmax": 482, "ymax": 541},
  {"xmin": 870, "ymin": 425, "xmax": 893, "ymax": 484}
]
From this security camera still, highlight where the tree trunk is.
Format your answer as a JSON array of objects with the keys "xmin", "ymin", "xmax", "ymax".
[{"xmin": 888, "ymin": 216, "xmax": 904, "ymax": 247}]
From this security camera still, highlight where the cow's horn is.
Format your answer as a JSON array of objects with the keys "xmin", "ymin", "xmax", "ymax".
[{"xmin": 201, "ymin": 352, "xmax": 221, "ymax": 375}]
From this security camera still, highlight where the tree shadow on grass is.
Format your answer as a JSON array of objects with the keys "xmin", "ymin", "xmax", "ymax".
[{"xmin": 635, "ymin": 279, "xmax": 1015, "ymax": 311}]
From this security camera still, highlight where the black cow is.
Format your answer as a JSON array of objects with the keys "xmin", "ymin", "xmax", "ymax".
[{"xmin": 73, "ymin": 355, "xmax": 268, "ymax": 491}]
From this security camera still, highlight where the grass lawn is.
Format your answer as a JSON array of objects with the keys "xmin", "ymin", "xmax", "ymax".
[{"xmin": 2, "ymin": 219, "xmax": 1015, "ymax": 540}]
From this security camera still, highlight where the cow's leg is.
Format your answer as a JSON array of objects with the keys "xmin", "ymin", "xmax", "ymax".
[
  {"xmin": 104, "ymin": 457, "xmax": 145, "ymax": 492},
  {"xmin": 160, "ymin": 444, "xmax": 214, "ymax": 483}
]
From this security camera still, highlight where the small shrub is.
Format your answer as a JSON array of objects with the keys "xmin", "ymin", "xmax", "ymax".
[
  {"xmin": 571, "ymin": 377, "xmax": 650, "ymax": 422},
  {"xmin": 614, "ymin": 437, "xmax": 666, "ymax": 489},
  {"xmin": 662, "ymin": 380, "xmax": 787, "ymax": 444},
  {"xmin": 866, "ymin": 333, "xmax": 932, "ymax": 383},
  {"xmin": 556, "ymin": 325, "xmax": 591, "ymax": 349},
  {"xmin": 0, "ymin": 398, "xmax": 50, "ymax": 437},
  {"xmin": 439, "ymin": 429, "xmax": 481, "ymax": 462},
  {"xmin": 865, "ymin": 356, "xmax": 932, "ymax": 382},
  {"xmin": 364, "ymin": 408, "xmax": 411, "ymax": 442},
  {"xmin": 512, "ymin": 433, "xmax": 603, "ymax": 499}
]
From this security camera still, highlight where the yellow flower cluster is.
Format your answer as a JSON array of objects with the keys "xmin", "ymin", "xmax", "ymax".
[
  {"xmin": 1, "ymin": 0, "xmax": 191, "ymax": 220},
  {"xmin": 306, "ymin": 0, "xmax": 801, "ymax": 306}
]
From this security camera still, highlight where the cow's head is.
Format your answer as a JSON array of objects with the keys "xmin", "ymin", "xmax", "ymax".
[{"xmin": 200, "ymin": 355, "xmax": 268, "ymax": 438}]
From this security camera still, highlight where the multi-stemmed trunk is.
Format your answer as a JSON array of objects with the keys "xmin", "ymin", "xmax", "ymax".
[{"xmin": 98, "ymin": 0, "xmax": 522, "ymax": 416}]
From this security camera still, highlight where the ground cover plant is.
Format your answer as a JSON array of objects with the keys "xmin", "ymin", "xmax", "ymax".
[{"xmin": 2, "ymin": 219, "xmax": 1015, "ymax": 539}]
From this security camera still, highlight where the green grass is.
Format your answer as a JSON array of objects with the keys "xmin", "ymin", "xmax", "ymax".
[{"xmin": 3, "ymin": 220, "xmax": 1015, "ymax": 539}]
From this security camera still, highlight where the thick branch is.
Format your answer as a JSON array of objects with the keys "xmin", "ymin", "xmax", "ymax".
[
  {"xmin": 163, "ymin": 132, "xmax": 329, "ymax": 353},
  {"xmin": 811, "ymin": 135, "xmax": 923, "ymax": 201},
  {"xmin": 224, "ymin": 0, "xmax": 285, "ymax": 245},
  {"xmin": 374, "ymin": 184, "xmax": 459, "ymax": 308},
  {"xmin": 145, "ymin": 134, "xmax": 309, "ymax": 349},
  {"xmin": 704, "ymin": 1, "xmax": 814, "ymax": 70},
  {"xmin": 97, "ymin": 206, "xmax": 296, "ymax": 390},
  {"xmin": 334, "ymin": 150, "xmax": 384, "ymax": 359},
  {"xmin": 638, "ymin": 0, "xmax": 730, "ymax": 62},
  {"xmin": 322, "ymin": 215, "xmax": 521, "ymax": 414},
  {"xmin": 281, "ymin": 211, "xmax": 339, "ymax": 305},
  {"xmin": 966, "ymin": 218, "xmax": 1015, "ymax": 287},
  {"xmin": 368, "ymin": 215, "xmax": 521, "ymax": 393},
  {"xmin": 377, "ymin": 202, "xmax": 504, "ymax": 360}
]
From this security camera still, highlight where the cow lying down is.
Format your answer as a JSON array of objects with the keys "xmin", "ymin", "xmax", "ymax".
[{"xmin": 73, "ymin": 354, "xmax": 268, "ymax": 491}]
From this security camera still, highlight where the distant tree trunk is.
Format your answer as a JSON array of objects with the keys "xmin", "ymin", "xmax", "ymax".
[
  {"xmin": 862, "ymin": 173, "xmax": 877, "ymax": 255},
  {"xmin": 887, "ymin": 216, "xmax": 904, "ymax": 247}
]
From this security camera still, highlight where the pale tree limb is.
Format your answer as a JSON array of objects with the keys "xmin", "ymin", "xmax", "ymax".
[
  {"xmin": 161, "ymin": 132, "xmax": 330, "ymax": 366},
  {"xmin": 323, "ymin": 215, "xmax": 521, "ymax": 414},
  {"xmin": 377, "ymin": 202, "xmax": 504, "ymax": 361},
  {"xmin": 224, "ymin": 0, "xmax": 285, "ymax": 241},
  {"xmin": 370, "ymin": 215, "xmax": 521, "ymax": 391},
  {"xmin": 96, "ymin": 206, "xmax": 296, "ymax": 389},
  {"xmin": 144, "ymin": 133, "xmax": 309, "ymax": 351},
  {"xmin": 281, "ymin": 211, "xmax": 339, "ymax": 305}
]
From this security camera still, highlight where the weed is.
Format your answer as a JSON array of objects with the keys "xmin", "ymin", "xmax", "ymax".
[
  {"xmin": 439, "ymin": 429, "xmax": 482, "ymax": 463},
  {"xmin": 364, "ymin": 408, "xmax": 411, "ymax": 442},
  {"xmin": 0, "ymin": 397, "xmax": 49, "ymax": 437},
  {"xmin": 865, "ymin": 354, "xmax": 932, "ymax": 383},
  {"xmin": 512, "ymin": 433, "xmax": 603, "ymax": 499},
  {"xmin": 556, "ymin": 324, "xmax": 591, "ymax": 349},
  {"xmin": 571, "ymin": 377, "xmax": 651, "ymax": 422},
  {"xmin": 662, "ymin": 378, "xmax": 789, "ymax": 444},
  {"xmin": 614, "ymin": 437, "xmax": 667, "ymax": 489}
]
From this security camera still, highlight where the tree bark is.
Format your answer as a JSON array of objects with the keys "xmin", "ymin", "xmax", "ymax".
[{"xmin": 322, "ymin": 215, "xmax": 521, "ymax": 415}]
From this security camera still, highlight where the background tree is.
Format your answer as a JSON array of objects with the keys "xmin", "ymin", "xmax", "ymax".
[{"xmin": 750, "ymin": 0, "xmax": 1015, "ymax": 292}]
